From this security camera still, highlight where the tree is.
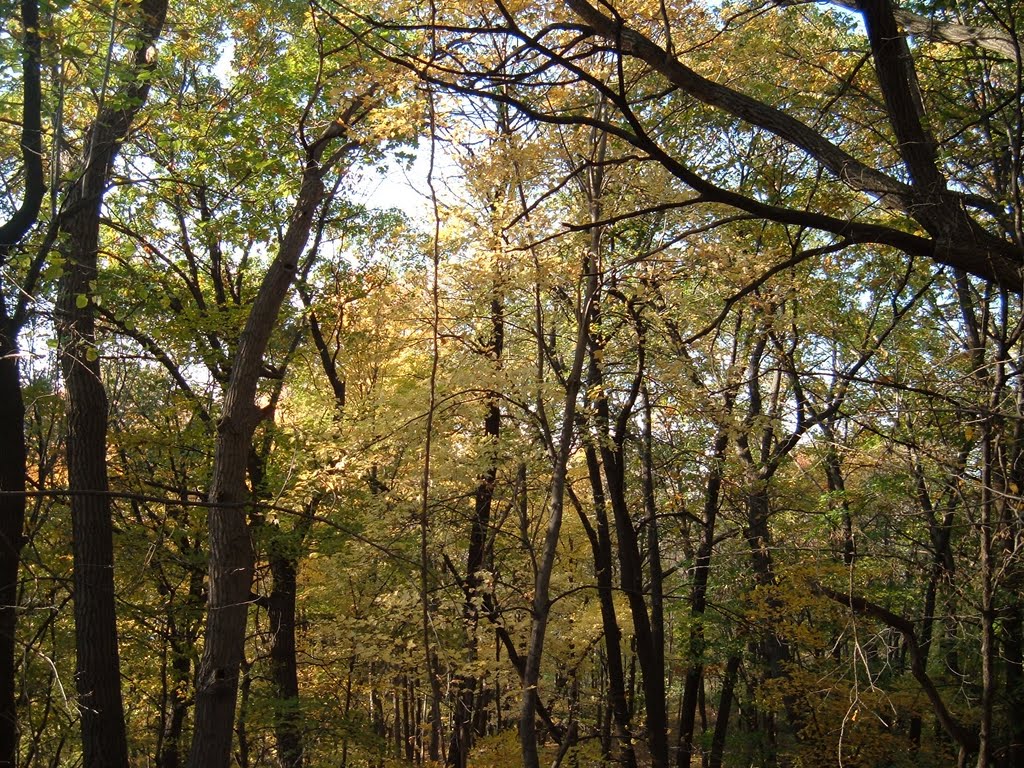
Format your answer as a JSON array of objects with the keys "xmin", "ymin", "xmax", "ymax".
[
  {"xmin": 52, "ymin": 0, "xmax": 168, "ymax": 764},
  {"xmin": 359, "ymin": 0, "xmax": 1023, "ymax": 289},
  {"xmin": 0, "ymin": 2, "xmax": 43, "ymax": 764},
  {"xmin": 6, "ymin": 0, "xmax": 1024, "ymax": 765},
  {"xmin": 186, "ymin": 112, "xmax": 363, "ymax": 768}
]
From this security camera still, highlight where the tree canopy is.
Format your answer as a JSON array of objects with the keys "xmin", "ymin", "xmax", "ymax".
[{"xmin": 1, "ymin": 0, "xmax": 1022, "ymax": 767}]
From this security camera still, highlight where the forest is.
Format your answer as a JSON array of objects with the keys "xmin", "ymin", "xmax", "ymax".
[{"xmin": 1, "ymin": 0, "xmax": 1022, "ymax": 766}]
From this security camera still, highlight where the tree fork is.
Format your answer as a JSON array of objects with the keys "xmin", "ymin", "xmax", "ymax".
[{"xmin": 186, "ymin": 112, "xmax": 357, "ymax": 768}]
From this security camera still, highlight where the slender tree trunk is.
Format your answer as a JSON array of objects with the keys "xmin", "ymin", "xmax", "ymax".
[
  {"xmin": 0, "ymin": 316, "xmax": 27, "ymax": 768},
  {"xmin": 340, "ymin": 656, "xmax": 356, "ymax": 768},
  {"xmin": 707, "ymin": 656, "xmax": 740, "ymax": 768},
  {"xmin": 590, "ymin": 357, "xmax": 665, "ymax": 767},
  {"xmin": 519, "ymin": 109, "xmax": 607, "ymax": 768},
  {"xmin": 519, "ymin": 230, "xmax": 597, "ymax": 768},
  {"xmin": 641, "ymin": 387, "xmax": 664, "ymax": 700},
  {"xmin": 420, "ymin": 131, "xmax": 446, "ymax": 763},
  {"xmin": 187, "ymin": 117, "xmax": 354, "ymax": 768},
  {"xmin": 602, "ymin": 448, "xmax": 668, "ymax": 768},
  {"xmin": 909, "ymin": 451, "xmax": 958, "ymax": 748},
  {"xmin": 0, "ymin": 4, "xmax": 43, "ymax": 762},
  {"xmin": 641, "ymin": 390, "xmax": 668, "ymax": 768},
  {"xmin": 448, "ymin": 291, "xmax": 502, "ymax": 768},
  {"xmin": 582, "ymin": 267, "xmax": 663, "ymax": 767},
  {"xmin": 677, "ymin": 424, "xmax": 729, "ymax": 768},
  {"xmin": 156, "ymin": 562, "xmax": 203, "ymax": 768},
  {"xmin": 403, "ymin": 676, "xmax": 414, "ymax": 762},
  {"xmin": 977, "ymin": 421, "xmax": 997, "ymax": 768},
  {"xmin": 582, "ymin": 445, "xmax": 637, "ymax": 768}
]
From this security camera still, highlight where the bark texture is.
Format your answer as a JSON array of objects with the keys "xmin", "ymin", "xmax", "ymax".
[{"xmin": 54, "ymin": 1, "xmax": 168, "ymax": 764}]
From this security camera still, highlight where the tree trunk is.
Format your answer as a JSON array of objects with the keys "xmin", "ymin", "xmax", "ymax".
[
  {"xmin": 582, "ymin": 444, "xmax": 637, "ymax": 768},
  {"xmin": 57, "ymin": 175, "xmax": 132, "ymax": 768},
  {"xmin": 519, "ymin": 241, "xmax": 597, "ymax": 768},
  {"xmin": 602, "ymin": 446, "xmax": 668, "ymax": 768},
  {"xmin": 269, "ymin": 553, "xmax": 304, "ymax": 768},
  {"xmin": 707, "ymin": 656, "xmax": 740, "ymax": 768},
  {"xmin": 53, "ymin": 3, "xmax": 167, "ymax": 764},
  {"xmin": 156, "ymin": 560, "xmax": 203, "ymax": 768},
  {"xmin": 0, "ymin": 4, "xmax": 43, "ymax": 759},
  {"xmin": 677, "ymin": 424, "xmax": 730, "ymax": 768},
  {"xmin": 0, "ymin": 317, "xmax": 27, "ymax": 768},
  {"xmin": 587, "ymin": 318, "xmax": 665, "ymax": 768},
  {"xmin": 642, "ymin": 390, "xmax": 668, "ymax": 768},
  {"xmin": 187, "ymin": 117, "xmax": 353, "ymax": 767},
  {"xmin": 448, "ymin": 290, "xmax": 502, "ymax": 768}
]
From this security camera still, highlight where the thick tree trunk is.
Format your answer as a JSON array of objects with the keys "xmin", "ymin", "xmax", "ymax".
[
  {"xmin": 53, "ymin": 3, "xmax": 167, "ymax": 764},
  {"xmin": 1004, "ymin": 602, "xmax": 1024, "ymax": 766},
  {"xmin": 186, "ymin": 158, "xmax": 332, "ymax": 767},
  {"xmin": 57, "ymin": 176, "xmax": 132, "ymax": 768}
]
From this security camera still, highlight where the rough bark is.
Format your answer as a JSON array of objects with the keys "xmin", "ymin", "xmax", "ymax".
[
  {"xmin": 58, "ymin": 195, "xmax": 131, "ymax": 768},
  {"xmin": 53, "ymin": 1, "xmax": 168, "ymax": 764}
]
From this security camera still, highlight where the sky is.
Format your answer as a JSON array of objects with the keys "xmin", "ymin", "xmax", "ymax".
[{"xmin": 348, "ymin": 142, "xmax": 464, "ymax": 227}]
